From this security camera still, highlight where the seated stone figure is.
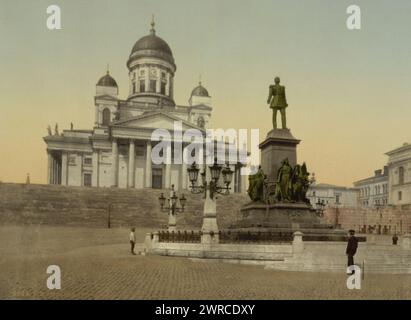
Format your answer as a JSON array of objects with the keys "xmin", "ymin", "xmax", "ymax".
[{"xmin": 247, "ymin": 166, "xmax": 265, "ymax": 202}]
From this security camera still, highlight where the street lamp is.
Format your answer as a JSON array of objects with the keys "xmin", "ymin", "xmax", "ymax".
[
  {"xmin": 158, "ymin": 184, "xmax": 186, "ymax": 231},
  {"xmin": 187, "ymin": 157, "xmax": 234, "ymax": 244},
  {"xmin": 187, "ymin": 158, "xmax": 234, "ymax": 199}
]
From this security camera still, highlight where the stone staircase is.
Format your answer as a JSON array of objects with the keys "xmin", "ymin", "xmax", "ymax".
[
  {"xmin": 0, "ymin": 183, "xmax": 249, "ymax": 229},
  {"xmin": 265, "ymin": 242, "xmax": 411, "ymax": 274}
]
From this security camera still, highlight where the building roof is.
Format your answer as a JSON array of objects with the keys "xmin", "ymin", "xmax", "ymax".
[
  {"xmin": 131, "ymin": 34, "xmax": 173, "ymax": 57},
  {"xmin": 191, "ymin": 82, "xmax": 210, "ymax": 97},
  {"xmin": 312, "ymin": 183, "xmax": 357, "ymax": 191},
  {"xmin": 97, "ymin": 71, "xmax": 118, "ymax": 87},
  {"xmin": 128, "ymin": 21, "xmax": 175, "ymax": 67},
  {"xmin": 385, "ymin": 142, "xmax": 411, "ymax": 156}
]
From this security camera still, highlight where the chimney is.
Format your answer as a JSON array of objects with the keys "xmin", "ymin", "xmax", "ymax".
[{"xmin": 374, "ymin": 169, "xmax": 382, "ymax": 177}]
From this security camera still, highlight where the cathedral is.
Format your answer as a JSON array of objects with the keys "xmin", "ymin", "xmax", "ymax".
[{"xmin": 43, "ymin": 20, "xmax": 245, "ymax": 192}]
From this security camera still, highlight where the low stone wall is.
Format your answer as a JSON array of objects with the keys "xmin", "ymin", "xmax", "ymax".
[
  {"xmin": 144, "ymin": 231, "xmax": 300, "ymax": 262},
  {"xmin": 144, "ymin": 230, "xmax": 411, "ymax": 273}
]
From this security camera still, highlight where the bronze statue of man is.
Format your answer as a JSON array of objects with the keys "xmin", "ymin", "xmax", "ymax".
[
  {"xmin": 275, "ymin": 158, "xmax": 293, "ymax": 202},
  {"xmin": 267, "ymin": 76, "xmax": 288, "ymax": 129}
]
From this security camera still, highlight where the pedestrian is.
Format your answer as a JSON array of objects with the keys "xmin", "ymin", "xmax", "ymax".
[
  {"xmin": 346, "ymin": 229, "xmax": 358, "ymax": 274},
  {"xmin": 130, "ymin": 227, "xmax": 136, "ymax": 255},
  {"xmin": 392, "ymin": 234, "xmax": 399, "ymax": 245}
]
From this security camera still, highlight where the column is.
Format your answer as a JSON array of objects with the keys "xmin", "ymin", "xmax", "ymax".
[
  {"xmin": 165, "ymin": 73, "xmax": 170, "ymax": 96},
  {"xmin": 156, "ymin": 68, "xmax": 161, "ymax": 93},
  {"xmin": 165, "ymin": 144, "xmax": 171, "ymax": 189},
  {"xmin": 57, "ymin": 160, "xmax": 61, "ymax": 185},
  {"xmin": 95, "ymin": 107, "xmax": 99, "ymax": 126},
  {"xmin": 145, "ymin": 67, "xmax": 149, "ymax": 93},
  {"xmin": 111, "ymin": 139, "xmax": 118, "ymax": 187},
  {"xmin": 61, "ymin": 153, "xmax": 68, "ymax": 186},
  {"xmin": 92, "ymin": 151, "xmax": 99, "ymax": 187},
  {"xmin": 47, "ymin": 152, "xmax": 52, "ymax": 184},
  {"xmin": 128, "ymin": 140, "xmax": 135, "ymax": 188},
  {"xmin": 181, "ymin": 146, "xmax": 187, "ymax": 190},
  {"xmin": 51, "ymin": 156, "xmax": 56, "ymax": 184},
  {"xmin": 145, "ymin": 142, "xmax": 152, "ymax": 188}
]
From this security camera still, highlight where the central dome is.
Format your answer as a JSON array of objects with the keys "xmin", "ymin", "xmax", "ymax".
[
  {"xmin": 128, "ymin": 21, "xmax": 175, "ymax": 68},
  {"xmin": 131, "ymin": 34, "xmax": 172, "ymax": 57}
]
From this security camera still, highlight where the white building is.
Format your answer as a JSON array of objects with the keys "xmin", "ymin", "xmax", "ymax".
[
  {"xmin": 307, "ymin": 182, "xmax": 358, "ymax": 209},
  {"xmin": 386, "ymin": 143, "xmax": 411, "ymax": 206},
  {"xmin": 353, "ymin": 167, "xmax": 389, "ymax": 207},
  {"xmin": 43, "ymin": 21, "xmax": 245, "ymax": 192}
]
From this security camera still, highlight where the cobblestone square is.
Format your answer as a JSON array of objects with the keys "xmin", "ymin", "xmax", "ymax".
[{"xmin": 1, "ymin": 225, "xmax": 410, "ymax": 300}]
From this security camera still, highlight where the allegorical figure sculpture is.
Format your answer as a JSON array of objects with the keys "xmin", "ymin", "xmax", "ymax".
[
  {"xmin": 291, "ymin": 163, "xmax": 310, "ymax": 203},
  {"xmin": 267, "ymin": 76, "xmax": 288, "ymax": 129},
  {"xmin": 247, "ymin": 166, "xmax": 265, "ymax": 202},
  {"xmin": 275, "ymin": 159, "xmax": 293, "ymax": 202}
]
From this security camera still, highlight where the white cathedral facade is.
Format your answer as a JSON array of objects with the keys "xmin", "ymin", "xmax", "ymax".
[{"xmin": 43, "ymin": 21, "xmax": 245, "ymax": 192}]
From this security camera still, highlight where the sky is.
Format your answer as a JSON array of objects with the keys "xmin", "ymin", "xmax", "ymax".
[{"xmin": 0, "ymin": 0, "xmax": 410, "ymax": 186}]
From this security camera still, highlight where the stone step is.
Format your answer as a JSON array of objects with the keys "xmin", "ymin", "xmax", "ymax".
[{"xmin": 0, "ymin": 183, "xmax": 249, "ymax": 229}]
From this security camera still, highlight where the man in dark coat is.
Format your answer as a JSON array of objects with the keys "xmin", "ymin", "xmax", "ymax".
[{"xmin": 346, "ymin": 229, "xmax": 358, "ymax": 273}]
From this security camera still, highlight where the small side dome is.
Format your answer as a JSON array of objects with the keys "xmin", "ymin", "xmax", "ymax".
[
  {"xmin": 191, "ymin": 82, "xmax": 210, "ymax": 97},
  {"xmin": 97, "ymin": 71, "xmax": 118, "ymax": 87}
]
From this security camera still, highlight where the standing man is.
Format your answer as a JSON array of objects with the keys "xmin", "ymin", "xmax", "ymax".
[
  {"xmin": 267, "ymin": 76, "xmax": 288, "ymax": 129},
  {"xmin": 392, "ymin": 233, "xmax": 399, "ymax": 245},
  {"xmin": 346, "ymin": 229, "xmax": 358, "ymax": 273},
  {"xmin": 130, "ymin": 227, "xmax": 136, "ymax": 255}
]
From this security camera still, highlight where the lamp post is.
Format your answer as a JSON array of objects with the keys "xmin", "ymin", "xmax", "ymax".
[
  {"xmin": 187, "ymin": 158, "xmax": 234, "ymax": 243},
  {"xmin": 158, "ymin": 184, "xmax": 186, "ymax": 232}
]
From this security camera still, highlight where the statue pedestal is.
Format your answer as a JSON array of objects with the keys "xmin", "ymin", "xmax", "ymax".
[
  {"xmin": 238, "ymin": 202, "xmax": 320, "ymax": 229},
  {"xmin": 232, "ymin": 128, "xmax": 347, "ymax": 241},
  {"xmin": 232, "ymin": 201, "xmax": 346, "ymax": 240},
  {"xmin": 259, "ymin": 129, "xmax": 300, "ymax": 181}
]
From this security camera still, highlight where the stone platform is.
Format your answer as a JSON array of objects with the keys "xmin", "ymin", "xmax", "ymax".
[{"xmin": 233, "ymin": 201, "xmax": 347, "ymax": 241}]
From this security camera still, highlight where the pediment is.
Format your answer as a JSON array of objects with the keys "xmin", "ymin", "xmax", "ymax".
[{"xmin": 111, "ymin": 112, "xmax": 203, "ymax": 132}]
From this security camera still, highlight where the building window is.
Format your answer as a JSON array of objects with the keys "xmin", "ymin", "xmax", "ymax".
[
  {"xmin": 83, "ymin": 173, "xmax": 92, "ymax": 187},
  {"xmin": 335, "ymin": 194, "xmax": 340, "ymax": 204},
  {"xmin": 132, "ymin": 82, "xmax": 136, "ymax": 93},
  {"xmin": 139, "ymin": 80, "xmax": 145, "ymax": 92},
  {"xmin": 160, "ymin": 82, "xmax": 166, "ymax": 95},
  {"xmin": 398, "ymin": 191, "xmax": 402, "ymax": 201},
  {"xmin": 399, "ymin": 167, "xmax": 404, "ymax": 185},
  {"xmin": 197, "ymin": 116, "xmax": 205, "ymax": 128},
  {"xmin": 149, "ymin": 80, "xmax": 156, "ymax": 92},
  {"xmin": 102, "ymin": 108, "xmax": 111, "ymax": 126},
  {"xmin": 84, "ymin": 157, "xmax": 92, "ymax": 166}
]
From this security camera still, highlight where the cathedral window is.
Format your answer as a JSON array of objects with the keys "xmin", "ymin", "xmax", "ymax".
[
  {"xmin": 84, "ymin": 157, "xmax": 92, "ymax": 166},
  {"xmin": 83, "ymin": 173, "xmax": 92, "ymax": 187},
  {"xmin": 160, "ymin": 81, "xmax": 166, "ymax": 95},
  {"xmin": 149, "ymin": 80, "xmax": 156, "ymax": 92},
  {"xmin": 102, "ymin": 108, "xmax": 111, "ymax": 126},
  {"xmin": 399, "ymin": 166, "xmax": 404, "ymax": 185},
  {"xmin": 139, "ymin": 80, "xmax": 145, "ymax": 92},
  {"xmin": 197, "ymin": 116, "xmax": 205, "ymax": 128},
  {"xmin": 132, "ymin": 82, "xmax": 136, "ymax": 93}
]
